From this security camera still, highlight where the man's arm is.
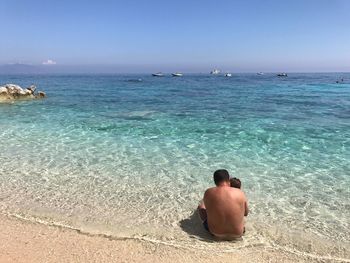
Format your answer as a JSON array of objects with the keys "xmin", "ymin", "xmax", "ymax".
[
  {"xmin": 242, "ymin": 192, "xmax": 249, "ymax": 216},
  {"xmin": 198, "ymin": 189, "xmax": 209, "ymax": 221},
  {"xmin": 244, "ymin": 200, "xmax": 249, "ymax": 216}
]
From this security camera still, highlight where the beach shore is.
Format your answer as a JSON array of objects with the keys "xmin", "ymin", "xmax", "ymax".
[{"xmin": 0, "ymin": 214, "xmax": 329, "ymax": 263}]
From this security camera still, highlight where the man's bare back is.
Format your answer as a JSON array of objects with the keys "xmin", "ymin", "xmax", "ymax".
[
  {"xmin": 204, "ymin": 185, "xmax": 248, "ymax": 238},
  {"xmin": 198, "ymin": 170, "xmax": 248, "ymax": 240}
]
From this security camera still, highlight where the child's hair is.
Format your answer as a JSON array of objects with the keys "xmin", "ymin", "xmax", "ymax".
[{"xmin": 230, "ymin": 177, "xmax": 241, "ymax": 189}]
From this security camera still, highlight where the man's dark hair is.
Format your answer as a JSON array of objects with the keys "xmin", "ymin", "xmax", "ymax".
[
  {"xmin": 213, "ymin": 169, "xmax": 230, "ymax": 185},
  {"xmin": 230, "ymin": 177, "xmax": 241, "ymax": 189}
]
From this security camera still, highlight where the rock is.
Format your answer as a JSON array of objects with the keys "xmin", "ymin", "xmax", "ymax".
[
  {"xmin": 37, "ymin": 91, "xmax": 46, "ymax": 98},
  {"xmin": 26, "ymin": 85, "xmax": 36, "ymax": 95},
  {"xmin": 0, "ymin": 86, "xmax": 7, "ymax": 94},
  {"xmin": 0, "ymin": 84, "xmax": 45, "ymax": 102}
]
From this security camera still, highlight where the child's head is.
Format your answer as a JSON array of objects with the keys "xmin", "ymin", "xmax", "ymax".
[{"xmin": 230, "ymin": 177, "xmax": 241, "ymax": 189}]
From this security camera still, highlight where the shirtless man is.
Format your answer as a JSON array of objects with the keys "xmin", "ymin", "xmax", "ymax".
[{"xmin": 198, "ymin": 169, "xmax": 248, "ymax": 240}]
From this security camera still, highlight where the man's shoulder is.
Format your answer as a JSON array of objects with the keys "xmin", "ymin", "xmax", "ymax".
[
  {"xmin": 204, "ymin": 187, "xmax": 217, "ymax": 195},
  {"xmin": 228, "ymin": 187, "xmax": 247, "ymax": 198}
]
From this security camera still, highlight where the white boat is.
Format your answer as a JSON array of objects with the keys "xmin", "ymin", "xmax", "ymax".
[
  {"xmin": 277, "ymin": 73, "xmax": 288, "ymax": 77},
  {"xmin": 210, "ymin": 69, "xmax": 220, "ymax": 75},
  {"xmin": 257, "ymin": 72, "xmax": 264, "ymax": 75},
  {"xmin": 172, "ymin": 72, "xmax": 183, "ymax": 77},
  {"xmin": 152, "ymin": 72, "xmax": 164, "ymax": 77},
  {"xmin": 225, "ymin": 73, "xmax": 232, "ymax": 77}
]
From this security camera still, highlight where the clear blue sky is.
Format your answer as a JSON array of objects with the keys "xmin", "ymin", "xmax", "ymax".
[{"xmin": 1, "ymin": 0, "xmax": 349, "ymax": 72}]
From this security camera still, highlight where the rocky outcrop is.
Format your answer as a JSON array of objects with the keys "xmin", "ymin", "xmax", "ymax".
[{"xmin": 0, "ymin": 84, "xmax": 46, "ymax": 102}]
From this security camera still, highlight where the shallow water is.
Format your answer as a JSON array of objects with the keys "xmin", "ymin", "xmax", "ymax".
[{"xmin": 0, "ymin": 74, "xmax": 349, "ymax": 259}]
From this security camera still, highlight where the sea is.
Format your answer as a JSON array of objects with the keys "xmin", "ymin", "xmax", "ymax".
[{"xmin": 0, "ymin": 73, "xmax": 349, "ymax": 261}]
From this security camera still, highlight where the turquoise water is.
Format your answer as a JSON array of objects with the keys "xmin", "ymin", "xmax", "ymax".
[{"xmin": 0, "ymin": 74, "xmax": 349, "ymax": 258}]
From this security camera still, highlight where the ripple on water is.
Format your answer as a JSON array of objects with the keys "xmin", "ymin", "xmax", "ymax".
[{"xmin": 0, "ymin": 74, "xmax": 349, "ymax": 258}]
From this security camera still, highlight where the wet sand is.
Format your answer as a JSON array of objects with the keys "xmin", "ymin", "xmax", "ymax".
[{"xmin": 0, "ymin": 214, "xmax": 332, "ymax": 263}]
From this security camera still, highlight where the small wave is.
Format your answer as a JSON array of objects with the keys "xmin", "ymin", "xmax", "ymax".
[
  {"xmin": 3, "ymin": 212, "xmax": 350, "ymax": 262},
  {"xmin": 125, "ymin": 79, "xmax": 143, "ymax": 83}
]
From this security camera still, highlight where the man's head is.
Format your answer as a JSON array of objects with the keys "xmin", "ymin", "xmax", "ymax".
[
  {"xmin": 213, "ymin": 169, "xmax": 230, "ymax": 186},
  {"xmin": 230, "ymin": 177, "xmax": 241, "ymax": 189}
]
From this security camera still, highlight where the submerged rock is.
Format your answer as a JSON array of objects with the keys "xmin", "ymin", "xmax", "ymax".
[
  {"xmin": 37, "ymin": 91, "xmax": 46, "ymax": 98},
  {"xmin": 0, "ymin": 84, "xmax": 46, "ymax": 102}
]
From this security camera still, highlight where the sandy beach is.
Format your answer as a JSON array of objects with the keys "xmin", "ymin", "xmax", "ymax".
[{"xmin": 0, "ymin": 213, "xmax": 338, "ymax": 263}]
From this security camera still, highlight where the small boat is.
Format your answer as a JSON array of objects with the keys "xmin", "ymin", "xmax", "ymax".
[
  {"xmin": 210, "ymin": 69, "xmax": 220, "ymax": 75},
  {"xmin": 152, "ymin": 72, "xmax": 164, "ymax": 77},
  {"xmin": 225, "ymin": 73, "xmax": 232, "ymax": 77},
  {"xmin": 257, "ymin": 72, "xmax": 264, "ymax": 75},
  {"xmin": 172, "ymin": 72, "xmax": 183, "ymax": 77},
  {"xmin": 277, "ymin": 73, "xmax": 288, "ymax": 77}
]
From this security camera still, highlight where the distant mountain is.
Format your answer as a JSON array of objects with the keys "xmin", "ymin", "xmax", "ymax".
[
  {"xmin": 0, "ymin": 64, "xmax": 44, "ymax": 74},
  {"xmin": 0, "ymin": 64, "xmax": 134, "ymax": 74}
]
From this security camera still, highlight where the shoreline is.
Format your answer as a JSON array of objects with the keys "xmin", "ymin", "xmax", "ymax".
[{"xmin": 0, "ymin": 213, "xmax": 344, "ymax": 263}]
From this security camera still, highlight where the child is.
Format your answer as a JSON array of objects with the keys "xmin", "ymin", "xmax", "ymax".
[{"xmin": 230, "ymin": 177, "xmax": 241, "ymax": 189}]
